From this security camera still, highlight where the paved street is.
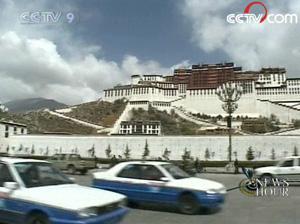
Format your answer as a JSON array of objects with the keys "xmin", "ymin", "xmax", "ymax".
[{"xmin": 71, "ymin": 172, "xmax": 300, "ymax": 224}]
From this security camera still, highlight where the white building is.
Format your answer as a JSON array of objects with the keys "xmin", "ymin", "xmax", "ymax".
[
  {"xmin": 103, "ymin": 63, "xmax": 300, "ymax": 125},
  {"xmin": 0, "ymin": 121, "xmax": 28, "ymax": 138},
  {"xmin": 118, "ymin": 121, "xmax": 161, "ymax": 135}
]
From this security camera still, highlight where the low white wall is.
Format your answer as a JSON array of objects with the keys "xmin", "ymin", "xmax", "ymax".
[
  {"xmin": 256, "ymin": 93, "xmax": 300, "ymax": 102},
  {"xmin": 2, "ymin": 135, "xmax": 300, "ymax": 161},
  {"xmin": 0, "ymin": 137, "xmax": 9, "ymax": 153}
]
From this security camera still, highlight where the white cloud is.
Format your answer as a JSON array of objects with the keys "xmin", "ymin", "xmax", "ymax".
[
  {"xmin": 181, "ymin": 0, "xmax": 300, "ymax": 76},
  {"xmin": 121, "ymin": 55, "xmax": 171, "ymax": 75},
  {"xmin": 0, "ymin": 0, "xmax": 190, "ymax": 105},
  {"xmin": 0, "ymin": 31, "xmax": 180, "ymax": 105}
]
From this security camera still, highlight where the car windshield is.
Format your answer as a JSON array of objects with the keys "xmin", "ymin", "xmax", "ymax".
[
  {"xmin": 162, "ymin": 164, "xmax": 190, "ymax": 179},
  {"xmin": 14, "ymin": 162, "xmax": 73, "ymax": 188},
  {"xmin": 277, "ymin": 159, "xmax": 294, "ymax": 167}
]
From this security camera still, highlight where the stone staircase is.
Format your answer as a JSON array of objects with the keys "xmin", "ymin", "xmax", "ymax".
[{"xmin": 109, "ymin": 102, "xmax": 131, "ymax": 135}]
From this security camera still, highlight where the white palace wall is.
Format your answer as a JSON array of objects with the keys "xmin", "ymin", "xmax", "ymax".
[
  {"xmin": 2, "ymin": 135, "xmax": 300, "ymax": 161},
  {"xmin": 177, "ymin": 93, "xmax": 260, "ymax": 118},
  {"xmin": 256, "ymin": 100, "xmax": 300, "ymax": 123}
]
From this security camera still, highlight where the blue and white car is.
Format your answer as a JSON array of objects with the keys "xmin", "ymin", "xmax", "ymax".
[
  {"xmin": 0, "ymin": 157, "xmax": 128, "ymax": 224},
  {"xmin": 92, "ymin": 161, "xmax": 226, "ymax": 214}
]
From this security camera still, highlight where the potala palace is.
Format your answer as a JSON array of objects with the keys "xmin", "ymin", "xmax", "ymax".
[
  {"xmin": 1, "ymin": 62, "xmax": 300, "ymax": 161},
  {"xmin": 104, "ymin": 62, "xmax": 300, "ymax": 129}
]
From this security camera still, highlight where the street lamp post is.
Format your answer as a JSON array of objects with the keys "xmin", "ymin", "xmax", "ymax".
[{"xmin": 216, "ymin": 82, "xmax": 243, "ymax": 162}]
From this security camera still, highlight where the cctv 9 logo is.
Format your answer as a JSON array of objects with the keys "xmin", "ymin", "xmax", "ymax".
[{"xmin": 20, "ymin": 11, "xmax": 78, "ymax": 24}]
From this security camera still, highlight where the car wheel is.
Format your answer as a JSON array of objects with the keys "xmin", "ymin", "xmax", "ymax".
[
  {"xmin": 128, "ymin": 201, "xmax": 139, "ymax": 208},
  {"xmin": 68, "ymin": 165, "xmax": 76, "ymax": 175},
  {"xmin": 178, "ymin": 193, "xmax": 199, "ymax": 215},
  {"xmin": 26, "ymin": 213, "xmax": 49, "ymax": 224},
  {"xmin": 260, "ymin": 174, "xmax": 273, "ymax": 185}
]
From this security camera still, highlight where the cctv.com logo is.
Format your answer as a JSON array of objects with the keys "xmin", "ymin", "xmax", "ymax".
[{"xmin": 227, "ymin": 1, "xmax": 298, "ymax": 24}]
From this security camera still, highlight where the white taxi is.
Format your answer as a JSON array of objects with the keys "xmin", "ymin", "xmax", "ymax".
[
  {"xmin": 92, "ymin": 161, "xmax": 226, "ymax": 214},
  {"xmin": 255, "ymin": 156, "xmax": 300, "ymax": 182},
  {"xmin": 0, "ymin": 157, "xmax": 128, "ymax": 224}
]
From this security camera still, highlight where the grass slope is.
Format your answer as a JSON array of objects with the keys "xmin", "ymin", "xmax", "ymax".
[
  {"xmin": 64, "ymin": 99, "xmax": 126, "ymax": 127},
  {"xmin": 1, "ymin": 111, "xmax": 97, "ymax": 135}
]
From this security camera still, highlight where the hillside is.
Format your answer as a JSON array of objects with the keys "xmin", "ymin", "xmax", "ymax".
[
  {"xmin": 1, "ymin": 110, "xmax": 97, "ymax": 135},
  {"xmin": 1, "ymin": 99, "xmax": 231, "ymax": 135},
  {"xmin": 0, "ymin": 99, "xmax": 127, "ymax": 135},
  {"xmin": 62, "ymin": 99, "xmax": 126, "ymax": 127},
  {"xmin": 4, "ymin": 98, "xmax": 67, "ymax": 113}
]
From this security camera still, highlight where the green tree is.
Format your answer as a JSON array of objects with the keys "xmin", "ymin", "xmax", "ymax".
[
  {"xmin": 105, "ymin": 144, "xmax": 112, "ymax": 159},
  {"xmin": 293, "ymin": 146, "xmax": 299, "ymax": 156},
  {"xmin": 31, "ymin": 145, "xmax": 35, "ymax": 155},
  {"xmin": 205, "ymin": 148, "xmax": 210, "ymax": 160},
  {"xmin": 45, "ymin": 147, "xmax": 49, "ymax": 156},
  {"xmin": 142, "ymin": 140, "xmax": 150, "ymax": 160},
  {"xmin": 246, "ymin": 146, "xmax": 255, "ymax": 161},
  {"xmin": 182, "ymin": 148, "xmax": 191, "ymax": 161},
  {"xmin": 216, "ymin": 115, "xmax": 223, "ymax": 120},
  {"xmin": 194, "ymin": 157, "xmax": 201, "ymax": 172},
  {"xmin": 162, "ymin": 148, "xmax": 171, "ymax": 160},
  {"xmin": 271, "ymin": 148, "xmax": 276, "ymax": 160},
  {"xmin": 270, "ymin": 114, "xmax": 279, "ymax": 124},
  {"xmin": 88, "ymin": 144, "xmax": 95, "ymax": 157},
  {"xmin": 293, "ymin": 119, "xmax": 300, "ymax": 128},
  {"xmin": 18, "ymin": 144, "xmax": 23, "ymax": 152},
  {"xmin": 123, "ymin": 144, "xmax": 131, "ymax": 160}
]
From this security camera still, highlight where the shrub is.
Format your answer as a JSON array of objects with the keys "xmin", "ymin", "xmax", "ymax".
[
  {"xmin": 123, "ymin": 144, "xmax": 131, "ymax": 160},
  {"xmin": 204, "ymin": 148, "xmax": 211, "ymax": 160},
  {"xmin": 162, "ymin": 148, "xmax": 171, "ymax": 160},
  {"xmin": 88, "ymin": 144, "xmax": 95, "ymax": 157},
  {"xmin": 31, "ymin": 145, "xmax": 35, "ymax": 155},
  {"xmin": 293, "ymin": 120, "xmax": 300, "ymax": 128},
  {"xmin": 271, "ymin": 148, "xmax": 276, "ymax": 160},
  {"xmin": 241, "ymin": 117, "xmax": 280, "ymax": 133},
  {"xmin": 142, "ymin": 140, "xmax": 150, "ymax": 160}
]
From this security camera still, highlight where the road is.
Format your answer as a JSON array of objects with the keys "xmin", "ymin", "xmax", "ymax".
[{"xmin": 71, "ymin": 172, "xmax": 300, "ymax": 224}]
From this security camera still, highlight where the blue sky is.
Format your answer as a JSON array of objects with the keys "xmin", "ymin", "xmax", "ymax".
[
  {"xmin": 0, "ymin": 0, "xmax": 299, "ymax": 104},
  {"xmin": 65, "ymin": 0, "xmax": 228, "ymax": 66}
]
